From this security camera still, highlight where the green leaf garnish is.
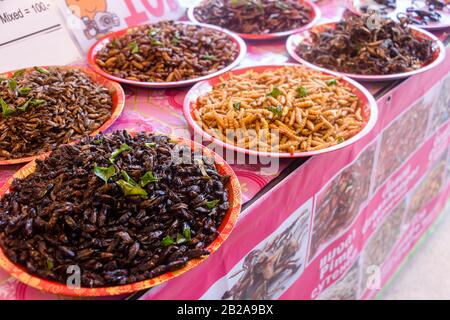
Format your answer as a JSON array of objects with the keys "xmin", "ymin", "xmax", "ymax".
[
  {"xmin": 129, "ymin": 41, "xmax": 139, "ymax": 54},
  {"xmin": 18, "ymin": 87, "xmax": 31, "ymax": 95},
  {"xmin": 148, "ymin": 28, "xmax": 159, "ymax": 37},
  {"xmin": 13, "ymin": 69, "xmax": 26, "ymax": 78},
  {"xmin": 8, "ymin": 79, "xmax": 17, "ymax": 91},
  {"xmin": 145, "ymin": 142, "xmax": 156, "ymax": 148},
  {"xmin": 176, "ymin": 233, "xmax": 186, "ymax": 244},
  {"xmin": 0, "ymin": 98, "xmax": 16, "ymax": 116},
  {"xmin": 233, "ymin": 102, "xmax": 241, "ymax": 111},
  {"xmin": 17, "ymin": 98, "xmax": 32, "ymax": 112},
  {"xmin": 34, "ymin": 66, "xmax": 50, "ymax": 74},
  {"xmin": 30, "ymin": 99, "xmax": 46, "ymax": 106},
  {"xmin": 296, "ymin": 86, "xmax": 308, "ymax": 98},
  {"xmin": 110, "ymin": 38, "xmax": 119, "ymax": 47},
  {"xmin": 267, "ymin": 105, "xmax": 283, "ymax": 116},
  {"xmin": 230, "ymin": 0, "xmax": 243, "ymax": 6},
  {"xmin": 109, "ymin": 143, "xmax": 132, "ymax": 163},
  {"xmin": 92, "ymin": 139, "xmax": 103, "ymax": 145},
  {"xmin": 171, "ymin": 30, "xmax": 181, "ymax": 44},
  {"xmin": 183, "ymin": 223, "xmax": 191, "ymax": 242},
  {"xmin": 140, "ymin": 171, "xmax": 158, "ymax": 187},
  {"xmin": 206, "ymin": 199, "xmax": 220, "ymax": 209},
  {"xmin": 203, "ymin": 53, "xmax": 216, "ymax": 61},
  {"xmin": 151, "ymin": 39, "xmax": 163, "ymax": 46},
  {"xmin": 46, "ymin": 259, "xmax": 54, "ymax": 271},
  {"xmin": 267, "ymin": 87, "xmax": 283, "ymax": 98},
  {"xmin": 337, "ymin": 136, "xmax": 345, "ymax": 144},
  {"xmin": 94, "ymin": 165, "xmax": 116, "ymax": 183},
  {"xmin": 121, "ymin": 170, "xmax": 138, "ymax": 185},
  {"xmin": 161, "ymin": 236, "xmax": 175, "ymax": 246},
  {"xmin": 326, "ymin": 79, "xmax": 337, "ymax": 86},
  {"xmin": 116, "ymin": 179, "xmax": 148, "ymax": 198}
]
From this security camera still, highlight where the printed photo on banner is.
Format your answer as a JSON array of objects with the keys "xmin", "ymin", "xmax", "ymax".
[
  {"xmin": 374, "ymin": 97, "xmax": 431, "ymax": 191},
  {"xmin": 431, "ymin": 73, "xmax": 450, "ymax": 131},
  {"xmin": 405, "ymin": 151, "xmax": 448, "ymax": 224},
  {"xmin": 57, "ymin": 0, "xmax": 185, "ymax": 51},
  {"xmin": 200, "ymin": 200, "xmax": 312, "ymax": 300},
  {"xmin": 309, "ymin": 141, "xmax": 377, "ymax": 261},
  {"xmin": 360, "ymin": 199, "xmax": 406, "ymax": 295},
  {"xmin": 317, "ymin": 258, "xmax": 361, "ymax": 300}
]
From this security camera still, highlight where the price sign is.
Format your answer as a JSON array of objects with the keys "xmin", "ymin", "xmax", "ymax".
[{"xmin": 0, "ymin": 0, "xmax": 82, "ymax": 72}]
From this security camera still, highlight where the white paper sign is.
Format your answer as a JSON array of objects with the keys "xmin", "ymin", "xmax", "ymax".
[{"xmin": 0, "ymin": 0, "xmax": 83, "ymax": 72}]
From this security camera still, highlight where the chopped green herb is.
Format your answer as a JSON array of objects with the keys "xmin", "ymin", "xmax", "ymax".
[
  {"xmin": 233, "ymin": 102, "xmax": 241, "ymax": 111},
  {"xmin": 129, "ymin": 41, "xmax": 139, "ymax": 54},
  {"xmin": 326, "ymin": 79, "xmax": 337, "ymax": 86},
  {"xmin": 92, "ymin": 139, "xmax": 103, "ymax": 145},
  {"xmin": 171, "ymin": 37, "xmax": 180, "ymax": 45},
  {"xmin": 13, "ymin": 69, "xmax": 26, "ymax": 78},
  {"xmin": 256, "ymin": 3, "xmax": 264, "ymax": 12},
  {"xmin": 176, "ymin": 233, "xmax": 186, "ymax": 244},
  {"xmin": 161, "ymin": 236, "xmax": 175, "ymax": 246},
  {"xmin": 296, "ymin": 86, "xmax": 308, "ymax": 98},
  {"xmin": 0, "ymin": 98, "xmax": 16, "ymax": 117},
  {"xmin": 30, "ymin": 99, "xmax": 46, "ymax": 106},
  {"xmin": 94, "ymin": 165, "xmax": 116, "ymax": 183},
  {"xmin": 17, "ymin": 98, "xmax": 32, "ymax": 112},
  {"xmin": 145, "ymin": 142, "xmax": 156, "ymax": 148},
  {"xmin": 110, "ymin": 38, "xmax": 119, "ymax": 47},
  {"xmin": 183, "ymin": 223, "xmax": 191, "ymax": 242},
  {"xmin": 206, "ymin": 199, "xmax": 220, "ymax": 209},
  {"xmin": 267, "ymin": 105, "xmax": 283, "ymax": 116},
  {"xmin": 148, "ymin": 28, "xmax": 159, "ymax": 37},
  {"xmin": 266, "ymin": 87, "xmax": 283, "ymax": 98},
  {"xmin": 337, "ymin": 136, "xmax": 345, "ymax": 144},
  {"xmin": 140, "ymin": 171, "xmax": 158, "ymax": 187},
  {"xmin": 116, "ymin": 179, "xmax": 148, "ymax": 198},
  {"xmin": 46, "ymin": 259, "xmax": 54, "ymax": 271},
  {"xmin": 151, "ymin": 39, "xmax": 164, "ymax": 46},
  {"xmin": 8, "ymin": 79, "xmax": 17, "ymax": 91},
  {"xmin": 109, "ymin": 143, "xmax": 132, "ymax": 163},
  {"xmin": 121, "ymin": 170, "xmax": 138, "ymax": 185},
  {"xmin": 203, "ymin": 53, "xmax": 216, "ymax": 61},
  {"xmin": 18, "ymin": 87, "xmax": 31, "ymax": 95},
  {"xmin": 34, "ymin": 66, "xmax": 50, "ymax": 74}
]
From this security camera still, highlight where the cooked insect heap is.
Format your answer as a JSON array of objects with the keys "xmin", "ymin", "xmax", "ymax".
[
  {"xmin": 95, "ymin": 21, "xmax": 239, "ymax": 82},
  {"xmin": 193, "ymin": 66, "xmax": 366, "ymax": 153},
  {"xmin": 194, "ymin": 0, "xmax": 313, "ymax": 34},
  {"xmin": 0, "ymin": 131, "xmax": 230, "ymax": 287},
  {"xmin": 0, "ymin": 67, "xmax": 112, "ymax": 160},
  {"xmin": 296, "ymin": 14, "xmax": 436, "ymax": 75}
]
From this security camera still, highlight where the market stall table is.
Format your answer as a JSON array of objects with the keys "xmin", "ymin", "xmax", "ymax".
[{"xmin": 0, "ymin": 0, "xmax": 449, "ymax": 300}]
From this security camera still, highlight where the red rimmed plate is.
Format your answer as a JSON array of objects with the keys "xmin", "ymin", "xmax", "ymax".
[
  {"xmin": 87, "ymin": 21, "xmax": 247, "ymax": 88},
  {"xmin": 345, "ymin": 0, "xmax": 450, "ymax": 31},
  {"xmin": 0, "ymin": 66, "xmax": 125, "ymax": 166},
  {"xmin": 183, "ymin": 63, "xmax": 378, "ymax": 158},
  {"xmin": 0, "ymin": 132, "xmax": 242, "ymax": 297},
  {"xmin": 286, "ymin": 22, "xmax": 446, "ymax": 82},
  {"xmin": 187, "ymin": 0, "xmax": 321, "ymax": 41}
]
